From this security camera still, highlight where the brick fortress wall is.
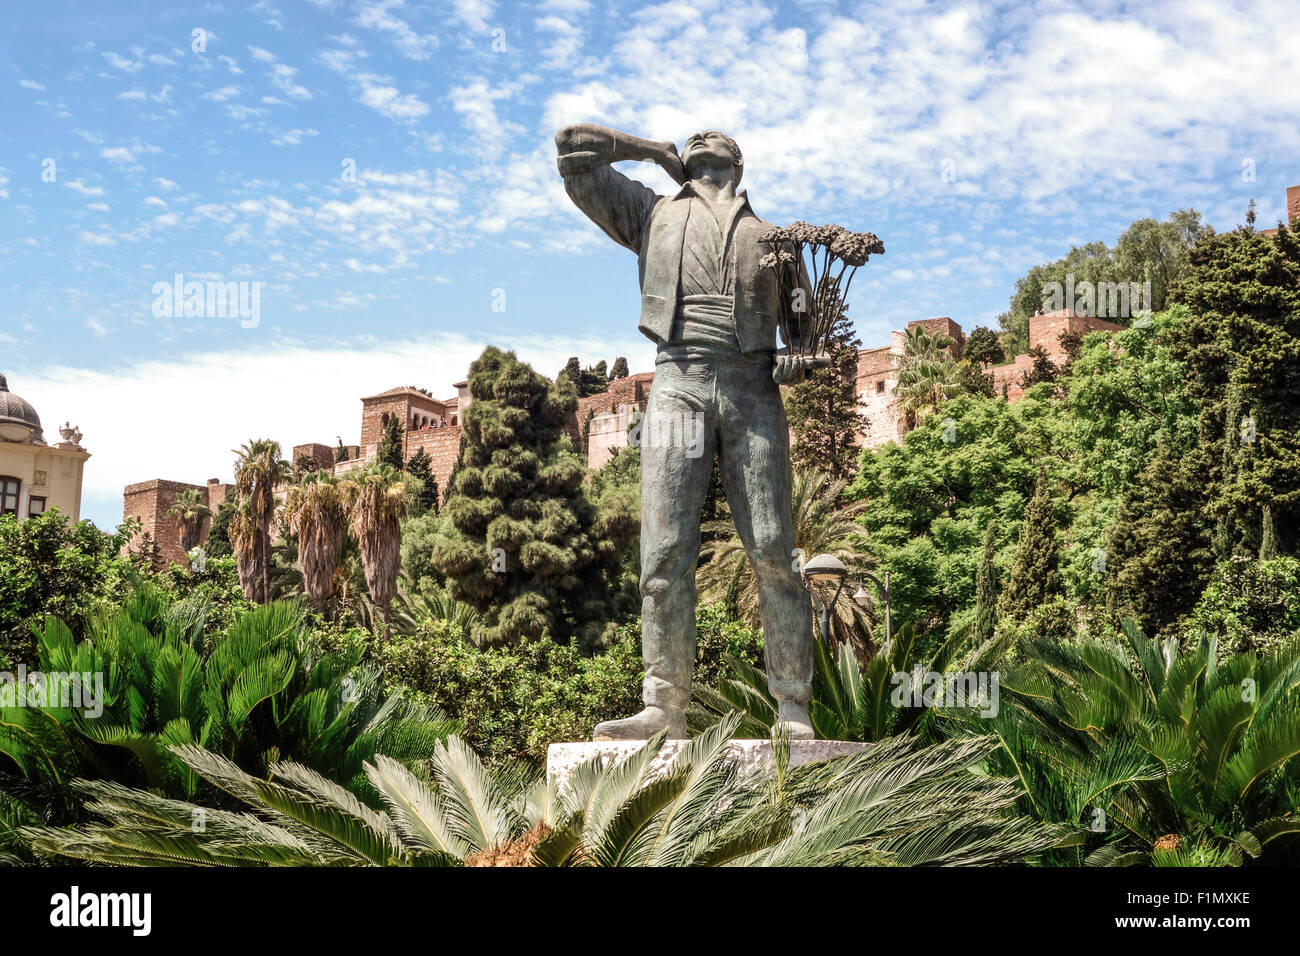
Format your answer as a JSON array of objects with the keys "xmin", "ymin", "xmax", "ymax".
[
  {"xmin": 404, "ymin": 426, "xmax": 462, "ymax": 493},
  {"xmin": 574, "ymin": 372, "xmax": 654, "ymax": 468},
  {"xmin": 123, "ymin": 477, "xmax": 231, "ymax": 566}
]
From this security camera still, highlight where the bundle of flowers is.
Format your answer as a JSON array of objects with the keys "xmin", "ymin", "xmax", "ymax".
[{"xmin": 758, "ymin": 222, "xmax": 884, "ymax": 360}]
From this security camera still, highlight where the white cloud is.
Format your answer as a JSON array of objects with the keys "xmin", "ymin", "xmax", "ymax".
[
  {"xmin": 356, "ymin": 74, "xmax": 429, "ymax": 120},
  {"xmin": 317, "ymin": 48, "xmax": 359, "ymax": 73},
  {"xmin": 243, "ymin": 47, "xmax": 312, "ymax": 99},
  {"xmin": 450, "ymin": 78, "xmax": 523, "ymax": 158},
  {"xmin": 270, "ymin": 63, "xmax": 312, "ymax": 99},
  {"xmin": 535, "ymin": 15, "xmax": 582, "ymax": 67},
  {"xmin": 78, "ymin": 228, "xmax": 116, "ymax": 246},
  {"xmin": 100, "ymin": 146, "xmax": 136, "ymax": 165},
  {"xmin": 102, "ymin": 51, "xmax": 144, "ymax": 73},
  {"xmin": 271, "ymin": 128, "xmax": 320, "ymax": 146},
  {"xmin": 202, "ymin": 85, "xmax": 241, "ymax": 101},
  {"xmin": 356, "ymin": 0, "xmax": 438, "ymax": 60},
  {"xmin": 218, "ymin": 54, "xmax": 243, "ymax": 74},
  {"xmin": 19, "ymin": 78, "xmax": 46, "ymax": 91},
  {"xmin": 452, "ymin": 0, "xmax": 494, "ymax": 32},
  {"xmin": 530, "ymin": 0, "xmax": 1300, "ymax": 221},
  {"xmin": 65, "ymin": 180, "xmax": 105, "ymax": 196}
]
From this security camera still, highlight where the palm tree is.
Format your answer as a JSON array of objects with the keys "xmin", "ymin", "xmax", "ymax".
[
  {"xmin": 894, "ymin": 324, "xmax": 964, "ymax": 428},
  {"xmin": 227, "ymin": 496, "xmax": 265, "ymax": 603},
  {"xmin": 166, "ymin": 488, "xmax": 211, "ymax": 557},
  {"xmin": 697, "ymin": 469, "xmax": 875, "ymax": 657},
  {"xmin": 341, "ymin": 464, "xmax": 421, "ymax": 627},
  {"xmin": 22, "ymin": 716, "xmax": 1062, "ymax": 867},
  {"xmin": 232, "ymin": 438, "xmax": 290, "ymax": 603},
  {"xmin": 283, "ymin": 473, "xmax": 348, "ymax": 614}
]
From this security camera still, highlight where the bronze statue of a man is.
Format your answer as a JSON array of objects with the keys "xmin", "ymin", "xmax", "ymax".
[{"xmin": 555, "ymin": 124, "xmax": 818, "ymax": 740}]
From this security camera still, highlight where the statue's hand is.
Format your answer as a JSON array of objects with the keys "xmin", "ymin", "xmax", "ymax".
[
  {"xmin": 773, "ymin": 354, "xmax": 805, "ymax": 385},
  {"xmin": 772, "ymin": 353, "xmax": 831, "ymax": 385},
  {"xmin": 657, "ymin": 142, "xmax": 687, "ymax": 186}
]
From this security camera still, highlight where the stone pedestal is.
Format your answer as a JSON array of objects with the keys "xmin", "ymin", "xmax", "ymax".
[{"xmin": 546, "ymin": 739, "xmax": 868, "ymax": 796}]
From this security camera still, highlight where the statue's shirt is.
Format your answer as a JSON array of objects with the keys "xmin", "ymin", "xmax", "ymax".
[
  {"xmin": 557, "ymin": 154, "xmax": 810, "ymax": 354},
  {"xmin": 672, "ymin": 189, "xmax": 748, "ymax": 353}
]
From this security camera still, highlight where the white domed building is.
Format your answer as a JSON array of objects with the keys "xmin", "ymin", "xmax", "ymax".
[{"xmin": 0, "ymin": 372, "xmax": 90, "ymax": 521}]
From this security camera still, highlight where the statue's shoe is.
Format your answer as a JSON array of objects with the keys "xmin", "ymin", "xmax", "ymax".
[
  {"xmin": 593, "ymin": 706, "xmax": 687, "ymax": 740},
  {"xmin": 773, "ymin": 700, "xmax": 815, "ymax": 740}
]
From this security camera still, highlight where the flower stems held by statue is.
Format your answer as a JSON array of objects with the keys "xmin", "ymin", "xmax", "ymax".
[{"xmin": 758, "ymin": 223, "xmax": 884, "ymax": 361}]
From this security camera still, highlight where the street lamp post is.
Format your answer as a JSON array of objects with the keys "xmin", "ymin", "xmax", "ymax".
[
  {"xmin": 801, "ymin": 553, "xmax": 848, "ymax": 646},
  {"xmin": 852, "ymin": 570, "xmax": 892, "ymax": 655},
  {"xmin": 802, "ymin": 553, "xmax": 893, "ymax": 654}
]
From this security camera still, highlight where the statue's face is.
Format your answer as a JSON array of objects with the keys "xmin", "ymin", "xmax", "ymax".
[{"xmin": 682, "ymin": 130, "xmax": 740, "ymax": 179}]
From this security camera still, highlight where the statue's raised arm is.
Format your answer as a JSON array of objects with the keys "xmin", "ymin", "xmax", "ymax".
[{"xmin": 554, "ymin": 124, "xmax": 686, "ymax": 254}]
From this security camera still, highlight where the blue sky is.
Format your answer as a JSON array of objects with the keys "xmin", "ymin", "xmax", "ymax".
[{"xmin": 2, "ymin": 0, "xmax": 1298, "ymax": 530}]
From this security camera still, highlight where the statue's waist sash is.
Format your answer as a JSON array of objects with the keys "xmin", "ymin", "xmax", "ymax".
[{"xmin": 669, "ymin": 294, "xmax": 740, "ymax": 354}]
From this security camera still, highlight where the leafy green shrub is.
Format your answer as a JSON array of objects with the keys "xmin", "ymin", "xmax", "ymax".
[
  {"xmin": 379, "ymin": 618, "xmax": 641, "ymax": 764},
  {"xmin": 379, "ymin": 603, "xmax": 763, "ymax": 764},
  {"xmin": 943, "ymin": 620, "xmax": 1300, "ymax": 865},
  {"xmin": 1184, "ymin": 556, "xmax": 1300, "ymax": 657},
  {"xmin": 0, "ymin": 510, "xmax": 135, "ymax": 667}
]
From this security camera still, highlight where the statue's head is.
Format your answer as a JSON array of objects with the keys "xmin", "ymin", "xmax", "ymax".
[{"xmin": 682, "ymin": 130, "xmax": 743, "ymax": 186}]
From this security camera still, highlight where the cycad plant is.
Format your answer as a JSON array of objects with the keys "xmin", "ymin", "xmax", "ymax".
[
  {"xmin": 693, "ymin": 621, "xmax": 965, "ymax": 742},
  {"xmin": 938, "ymin": 620, "xmax": 1300, "ymax": 866},
  {"xmin": 342, "ymin": 464, "xmax": 422, "ymax": 627},
  {"xmin": 0, "ymin": 583, "xmax": 455, "ymax": 863},
  {"xmin": 389, "ymin": 577, "xmax": 480, "ymax": 639},
  {"xmin": 23, "ymin": 715, "xmax": 1061, "ymax": 867}
]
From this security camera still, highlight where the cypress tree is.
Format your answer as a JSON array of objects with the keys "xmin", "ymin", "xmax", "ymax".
[
  {"xmin": 1260, "ymin": 504, "xmax": 1278, "ymax": 560},
  {"xmin": 1106, "ymin": 439, "xmax": 1216, "ymax": 636},
  {"xmin": 378, "ymin": 413, "xmax": 405, "ymax": 470},
  {"xmin": 973, "ymin": 521, "xmax": 999, "ymax": 643},
  {"xmin": 610, "ymin": 356, "xmax": 629, "ymax": 380},
  {"xmin": 998, "ymin": 470, "xmax": 1063, "ymax": 622},
  {"xmin": 1174, "ymin": 224, "xmax": 1300, "ymax": 558},
  {"xmin": 558, "ymin": 357, "xmax": 582, "ymax": 391},
  {"xmin": 783, "ymin": 310, "xmax": 864, "ymax": 482},
  {"xmin": 406, "ymin": 447, "xmax": 440, "ymax": 516},
  {"xmin": 434, "ymin": 347, "xmax": 619, "ymax": 647}
]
